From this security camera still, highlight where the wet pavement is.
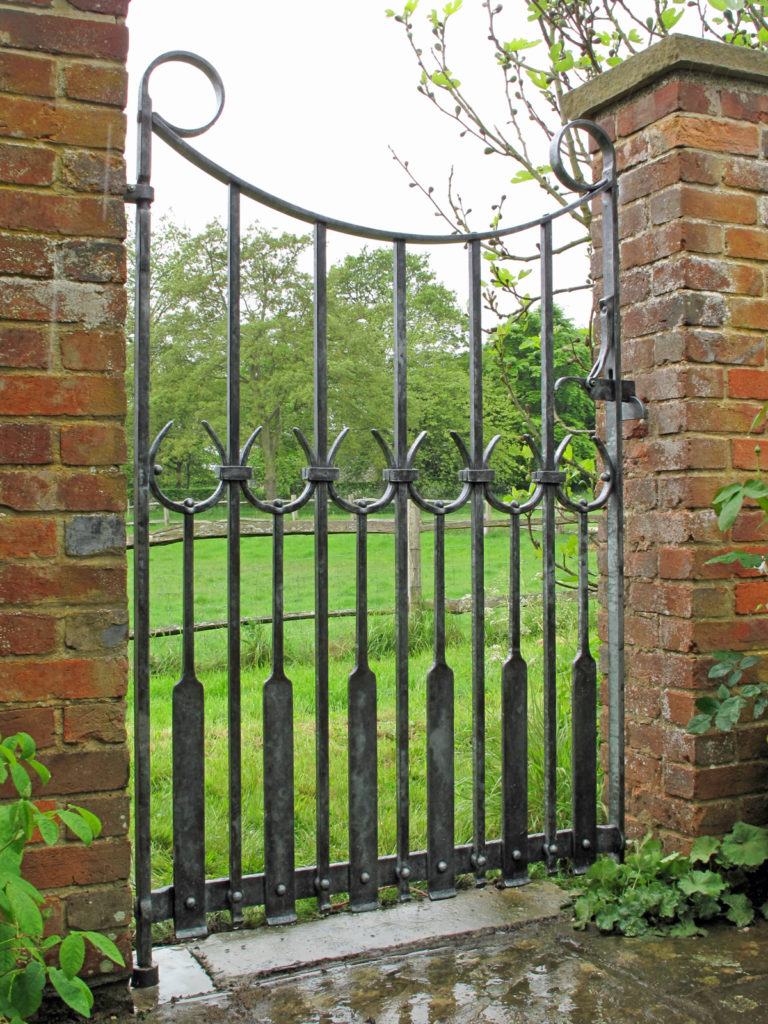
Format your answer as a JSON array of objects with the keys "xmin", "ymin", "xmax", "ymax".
[{"xmin": 128, "ymin": 883, "xmax": 768, "ymax": 1024}]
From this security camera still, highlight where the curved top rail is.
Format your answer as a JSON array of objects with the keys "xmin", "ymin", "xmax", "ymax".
[{"xmin": 136, "ymin": 52, "xmax": 616, "ymax": 245}]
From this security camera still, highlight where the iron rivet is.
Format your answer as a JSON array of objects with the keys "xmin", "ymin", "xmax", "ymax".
[
  {"xmin": 276, "ymin": 883, "xmax": 286, "ymax": 897},
  {"xmin": 231, "ymin": 890, "xmax": 243, "ymax": 903},
  {"xmin": 582, "ymin": 839, "xmax": 591, "ymax": 850},
  {"xmin": 360, "ymin": 871, "xmax": 371, "ymax": 884},
  {"xmin": 320, "ymin": 878, "xmax": 330, "ymax": 891},
  {"xmin": 437, "ymin": 860, "xmax": 448, "ymax": 873},
  {"xmin": 185, "ymin": 897, "xmax": 196, "ymax": 909},
  {"xmin": 399, "ymin": 866, "xmax": 411, "ymax": 880},
  {"xmin": 153, "ymin": 464, "xmax": 163, "ymax": 475},
  {"xmin": 549, "ymin": 844, "xmax": 558, "ymax": 855},
  {"xmin": 184, "ymin": 497, "xmax": 195, "ymax": 508},
  {"xmin": 512, "ymin": 849, "xmax": 522, "ymax": 861},
  {"xmin": 476, "ymin": 855, "xmax": 487, "ymax": 868}
]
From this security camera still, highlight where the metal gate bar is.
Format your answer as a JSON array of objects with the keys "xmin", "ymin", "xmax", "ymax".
[{"xmin": 126, "ymin": 53, "xmax": 637, "ymax": 987}]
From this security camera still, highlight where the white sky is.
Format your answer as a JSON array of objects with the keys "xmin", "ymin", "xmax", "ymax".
[{"xmin": 125, "ymin": 0, "xmax": 593, "ymax": 320}]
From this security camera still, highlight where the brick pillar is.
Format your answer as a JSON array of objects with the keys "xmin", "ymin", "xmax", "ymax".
[
  {"xmin": 0, "ymin": 0, "xmax": 131, "ymax": 992},
  {"xmin": 564, "ymin": 35, "xmax": 768, "ymax": 849}
]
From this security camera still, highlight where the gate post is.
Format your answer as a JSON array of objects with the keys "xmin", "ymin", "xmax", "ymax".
[
  {"xmin": 564, "ymin": 35, "xmax": 768, "ymax": 849},
  {"xmin": 0, "ymin": 0, "xmax": 132, "ymax": 998}
]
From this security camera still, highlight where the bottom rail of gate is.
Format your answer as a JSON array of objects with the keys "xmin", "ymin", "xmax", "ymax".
[{"xmin": 144, "ymin": 826, "xmax": 623, "ymax": 929}]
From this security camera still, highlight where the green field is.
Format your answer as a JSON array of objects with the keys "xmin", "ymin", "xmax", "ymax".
[{"xmin": 128, "ymin": 519, "xmax": 599, "ymax": 892}]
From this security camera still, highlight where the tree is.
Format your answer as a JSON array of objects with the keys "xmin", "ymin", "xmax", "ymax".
[{"xmin": 388, "ymin": 0, "xmax": 768, "ymax": 297}]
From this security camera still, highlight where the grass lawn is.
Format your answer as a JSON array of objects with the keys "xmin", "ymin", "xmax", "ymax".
[{"xmin": 128, "ymin": 519, "xmax": 599, "ymax": 891}]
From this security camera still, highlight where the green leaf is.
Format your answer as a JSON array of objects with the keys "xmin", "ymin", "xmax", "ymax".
[
  {"xmin": 723, "ymin": 892, "xmax": 755, "ymax": 928},
  {"xmin": 687, "ymin": 714, "xmax": 713, "ymax": 735},
  {"xmin": 678, "ymin": 870, "xmax": 727, "ymax": 898},
  {"xmin": 721, "ymin": 822, "xmax": 768, "ymax": 867},
  {"xmin": 660, "ymin": 6, "xmax": 685, "ymax": 28},
  {"xmin": 714, "ymin": 696, "xmax": 746, "ymax": 731},
  {"xmin": 69, "ymin": 805, "xmax": 101, "ymax": 840},
  {"xmin": 57, "ymin": 809, "xmax": 95, "ymax": 846},
  {"xmin": 690, "ymin": 835, "xmax": 720, "ymax": 864},
  {"xmin": 83, "ymin": 930, "xmax": 125, "ymax": 966},
  {"xmin": 48, "ymin": 968, "xmax": 94, "ymax": 1018},
  {"xmin": 706, "ymin": 550, "xmax": 764, "ymax": 568},
  {"xmin": 8, "ymin": 762, "xmax": 30, "ymax": 799},
  {"xmin": 503, "ymin": 37, "xmax": 540, "ymax": 52},
  {"xmin": 26, "ymin": 758, "xmax": 50, "ymax": 786},
  {"xmin": 6, "ymin": 879, "xmax": 43, "ymax": 938},
  {"xmin": 9, "ymin": 960, "xmax": 45, "ymax": 1020},
  {"xmin": 59, "ymin": 932, "xmax": 86, "ymax": 979},
  {"xmin": 695, "ymin": 697, "xmax": 720, "ymax": 714},
  {"xmin": 717, "ymin": 491, "xmax": 744, "ymax": 532},
  {"xmin": 15, "ymin": 733, "xmax": 35, "ymax": 760},
  {"xmin": 34, "ymin": 812, "xmax": 59, "ymax": 846}
]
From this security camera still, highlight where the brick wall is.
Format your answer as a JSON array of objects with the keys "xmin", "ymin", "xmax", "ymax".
[
  {"xmin": 565, "ymin": 36, "xmax": 768, "ymax": 850},
  {"xmin": 0, "ymin": 0, "xmax": 131, "ymax": 986}
]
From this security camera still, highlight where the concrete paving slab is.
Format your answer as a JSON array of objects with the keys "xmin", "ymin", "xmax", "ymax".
[{"xmin": 188, "ymin": 881, "xmax": 567, "ymax": 986}]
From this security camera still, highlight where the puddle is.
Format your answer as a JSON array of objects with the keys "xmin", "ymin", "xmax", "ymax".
[{"xmin": 141, "ymin": 918, "xmax": 768, "ymax": 1024}]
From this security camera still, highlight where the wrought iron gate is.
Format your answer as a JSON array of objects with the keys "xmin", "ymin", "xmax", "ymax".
[{"xmin": 127, "ymin": 52, "xmax": 635, "ymax": 986}]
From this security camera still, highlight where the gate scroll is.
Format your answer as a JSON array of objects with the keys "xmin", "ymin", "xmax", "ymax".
[{"xmin": 126, "ymin": 51, "xmax": 639, "ymax": 986}]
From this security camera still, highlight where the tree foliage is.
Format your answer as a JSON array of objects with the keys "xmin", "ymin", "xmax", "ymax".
[{"xmin": 127, "ymin": 219, "xmax": 595, "ymax": 503}]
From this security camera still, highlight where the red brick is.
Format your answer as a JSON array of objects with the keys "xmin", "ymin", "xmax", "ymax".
[
  {"xmin": 0, "ymin": 93, "xmax": 125, "ymax": 149},
  {"xmin": 0, "ymin": 516, "xmax": 56, "ymax": 558},
  {"xmin": 640, "ymin": 364, "xmax": 724, "ymax": 401},
  {"xmin": 0, "ymin": 11, "xmax": 128, "ymax": 61},
  {"xmin": 62, "ymin": 61, "xmax": 127, "ymax": 107},
  {"xmin": 58, "ymin": 239, "xmax": 125, "ymax": 284},
  {"xmin": 0, "ymin": 562, "xmax": 124, "ymax": 604},
  {"xmin": 0, "ymin": 190, "xmax": 124, "ymax": 237},
  {"xmin": 651, "ymin": 184, "xmax": 757, "ymax": 226},
  {"xmin": 630, "ymin": 581, "xmax": 694, "ymax": 618},
  {"xmin": 60, "ymin": 330, "xmax": 125, "ymax": 372},
  {"xmin": 59, "ymin": 149, "xmax": 125, "ymax": 195},
  {"xmin": 617, "ymin": 82, "xmax": 717, "ymax": 137},
  {"xmin": 653, "ymin": 256, "xmax": 762, "ymax": 297},
  {"xmin": 0, "ymin": 470, "xmax": 125, "ymax": 512},
  {"xmin": 731, "ymin": 510, "xmax": 768, "ymax": 543},
  {"xmin": 0, "ymin": 612, "xmax": 56, "ymax": 654},
  {"xmin": 0, "ymin": 325, "xmax": 49, "ymax": 367},
  {"xmin": 0, "ymin": 423, "xmax": 53, "ymax": 464},
  {"xmin": 657, "ymin": 399, "xmax": 761, "ymax": 436},
  {"xmin": 0, "ymin": 656, "xmax": 128, "ymax": 701},
  {"xmin": 0, "ymin": 278, "xmax": 126, "ymax": 326},
  {"xmin": 665, "ymin": 761, "xmax": 768, "ymax": 800},
  {"xmin": 23, "ymin": 839, "xmax": 130, "ymax": 890},
  {"xmin": 733, "ymin": 438, "xmax": 764, "ymax": 470},
  {"xmin": 63, "ymin": 702, "xmax": 125, "ymax": 744},
  {"xmin": 0, "ymin": 233, "xmax": 53, "ymax": 277},
  {"xmin": 723, "ymin": 156, "xmax": 768, "ymax": 192},
  {"xmin": 692, "ymin": 617, "xmax": 768, "ymax": 652},
  {"xmin": 625, "ymin": 611, "xmax": 659, "ymax": 648},
  {"xmin": 735, "ymin": 579, "xmax": 768, "ymax": 614},
  {"xmin": 729, "ymin": 367, "xmax": 768, "ymax": 399},
  {"xmin": 60, "ymin": 423, "xmax": 126, "ymax": 466},
  {"xmin": 722, "ymin": 88, "xmax": 768, "ymax": 124},
  {"xmin": 726, "ymin": 226, "xmax": 768, "ymax": 260},
  {"xmin": 676, "ymin": 330, "xmax": 765, "ymax": 366},
  {"xmin": 67, "ymin": 0, "xmax": 129, "ymax": 12},
  {"xmin": 0, "ymin": 50, "xmax": 55, "ymax": 97},
  {"xmin": 0, "ymin": 142, "xmax": 56, "ymax": 188},
  {"xmin": 729, "ymin": 299, "xmax": 768, "ymax": 332},
  {"xmin": 40, "ymin": 748, "xmax": 128, "ymax": 795},
  {"xmin": 623, "ymin": 292, "xmax": 725, "ymax": 339},
  {"xmin": 649, "ymin": 115, "xmax": 759, "ymax": 157},
  {"xmin": 0, "ymin": 707, "xmax": 56, "ymax": 749},
  {"xmin": 0, "ymin": 374, "xmax": 124, "ymax": 415}
]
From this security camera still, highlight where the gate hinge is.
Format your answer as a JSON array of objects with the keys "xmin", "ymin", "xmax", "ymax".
[{"xmin": 125, "ymin": 182, "xmax": 155, "ymax": 204}]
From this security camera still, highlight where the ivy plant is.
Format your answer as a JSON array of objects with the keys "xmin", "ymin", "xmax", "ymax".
[
  {"xmin": 572, "ymin": 823, "xmax": 768, "ymax": 937},
  {"xmin": 0, "ymin": 732, "xmax": 124, "ymax": 1023}
]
